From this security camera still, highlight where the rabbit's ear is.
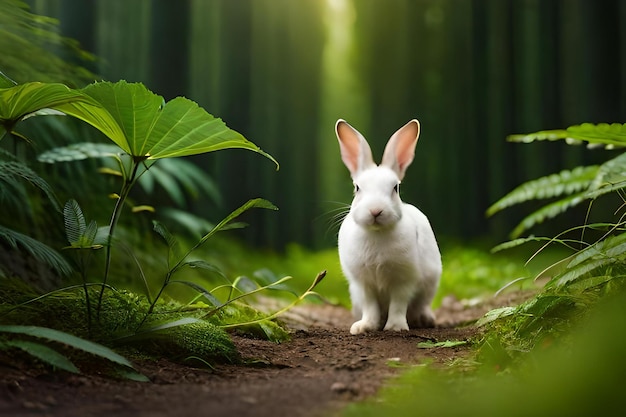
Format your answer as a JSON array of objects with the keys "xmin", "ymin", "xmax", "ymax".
[
  {"xmin": 335, "ymin": 119, "xmax": 375, "ymax": 177},
  {"xmin": 381, "ymin": 119, "xmax": 420, "ymax": 180}
]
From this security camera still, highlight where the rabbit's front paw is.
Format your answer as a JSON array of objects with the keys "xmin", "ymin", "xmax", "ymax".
[
  {"xmin": 383, "ymin": 316, "xmax": 409, "ymax": 332},
  {"xmin": 350, "ymin": 319, "xmax": 378, "ymax": 335}
]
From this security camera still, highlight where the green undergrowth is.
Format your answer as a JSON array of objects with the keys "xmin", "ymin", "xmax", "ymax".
[
  {"xmin": 200, "ymin": 237, "xmax": 544, "ymax": 309},
  {"xmin": 0, "ymin": 278, "xmax": 289, "ymax": 369},
  {"xmin": 344, "ymin": 285, "xmax": 626, "ymax": 417}
]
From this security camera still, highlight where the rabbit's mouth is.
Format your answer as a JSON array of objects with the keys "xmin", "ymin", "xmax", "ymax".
[
  {"xmin": 365, "ymin": 215, "xmax": 393, "ymax": 230},
  {"xmin": 352, "ymin": 206, "xmax": 398, "ymax": 229}
]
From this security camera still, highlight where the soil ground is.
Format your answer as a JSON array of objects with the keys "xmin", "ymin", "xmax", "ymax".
[{"xmin": 0, "ymin": 292, "xmax": 528, "ymax": 417}]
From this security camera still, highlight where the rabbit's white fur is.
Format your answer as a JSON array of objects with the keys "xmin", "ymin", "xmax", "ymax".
[{"xmin": 335, "ymin": 119, "xmax": 441, "ymax": 335}]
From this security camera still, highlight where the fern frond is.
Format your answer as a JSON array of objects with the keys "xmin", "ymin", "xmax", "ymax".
[
  {"xmin": 508, "ymin": 129, "xmax": 568, "ymax": 143},
  {"xmin": 586, "ymin": 152, "xmax": 626, "ymax": 199},
  {"xmin": 566, "ymin": 123, "xmax": 626, "ymax": 147},
  {"xmin": 0, "ymin": 160, "xmax": 60, "ymax": 211},
  {"xmin": 487, "ymin": 166, "xmax": 598, "ymax": 217},
  {"xmin": 510, "ymin": 192, "xmax": 588, "ymax": 238},
  {"xmin": 0, "ymin": 225, "xmax": 72, "ymax": 276},
  {"xmin": 508, "ymin": 123, "xmax": 626, "ymax": 148},
  {"xmin": 491, "ymin": 235, "xmax": 583, "ymax": 254},
  {"xmin": 550, "ymin": 233, "xmax": 626, "ymax": 288},
  {"xmin": 63, "ymin": 199, "xmax": 86, "ymax": 245}
]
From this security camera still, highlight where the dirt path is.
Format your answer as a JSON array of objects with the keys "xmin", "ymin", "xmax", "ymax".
[{"xmin": 0, "ymin": 294, "xmax": 527, "ymax": 417}]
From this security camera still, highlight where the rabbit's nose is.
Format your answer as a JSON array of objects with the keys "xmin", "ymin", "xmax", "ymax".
[{"xmin": 370, "ymin": 209, "xmax": 383, "ymax": 218}]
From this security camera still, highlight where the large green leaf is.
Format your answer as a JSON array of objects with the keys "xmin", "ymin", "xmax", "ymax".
[
  {"xmin": 0, "ymin": 82, "xmax": 119, "ymax": 143},
  {"xmin": 67, "ymin": 81, "xmax": 278, "ymax": 165},
  {"xmin": 0, "ymin": 82, "xmax": 86, "ymax": 125}
]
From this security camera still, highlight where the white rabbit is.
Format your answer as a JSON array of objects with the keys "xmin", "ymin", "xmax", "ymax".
[{"xmin": 335, "ymin": 119, "xmax": 442, "ymax": 335}]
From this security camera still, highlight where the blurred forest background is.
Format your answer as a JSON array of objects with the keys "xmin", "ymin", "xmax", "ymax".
[{"xmin": 13, "ymin": 0, "xmax": 626, "ymax": 249}]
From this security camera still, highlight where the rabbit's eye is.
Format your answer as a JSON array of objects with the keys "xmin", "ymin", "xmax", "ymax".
[
  {"xmin": 354, "ymin": 184, "xmax": 360, "ymax": 193},
  {"xmin": 393, "ymin": 184, "xmax": 399, "ymax": 194}
]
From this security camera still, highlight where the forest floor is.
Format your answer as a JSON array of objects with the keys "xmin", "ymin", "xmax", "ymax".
[{"xmin": 0, "ymin": 292, "xmax": 530, "ymax": 417}]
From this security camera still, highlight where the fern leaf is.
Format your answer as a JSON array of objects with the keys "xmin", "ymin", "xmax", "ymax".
[
  {"xmin": 490, "ymin": 236, "xmax": 580, "ymax": 253},
  {"xmin": 510, "ymin": 192, "xmax": 588, "ymax": 238},
  {"xmin": 508, "ymin": 123, "xmax": 626, "ymax": 148},
  {"xmin": 508, "ymin": 129, "xmax": 568, "ymax": 143},
  {"xmin": 566, "ymin": 123, "xmax": 626, "ymax": 147},
  {"xmin": 487, "ymin": 166, "xmax": 598, "ymax": 217},
  {"xmin": 550, "ymin": 233, "xmax": 626, "ymax": 288},
  {"xmin": 0, "ymin": 225, "xmax": 73, "ymax": 276},
  {"xmin": 586, "ymin": 152, "xmax": 626, "ymax": 198},
  {"xmin": 63, "ymin": 199, "xmax": 86, "ymax": 245},
  {"xmin": 83, "ymin": 220, "xmax": 98, "ymax": 244},
  {"xmin": 0, "ymin": 160, "xmax": 60, "ymax": 211}
]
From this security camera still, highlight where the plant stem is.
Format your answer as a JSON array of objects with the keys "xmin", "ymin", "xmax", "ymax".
[
  {"xmin": 79, "ymin": 252, "xmax": 92, "ymax": 337},
  {"xmin": 137, "ymin": 271, "xmax": 173, "ymax": 329},
  {"xmin": 97, "ymin": 160, "xmax": 141, "ymax": 320}
]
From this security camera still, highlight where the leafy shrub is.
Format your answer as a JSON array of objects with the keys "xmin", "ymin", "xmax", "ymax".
[{"xmin": 483, "ymin": 123, "xmax": 626, "ymax": 359}]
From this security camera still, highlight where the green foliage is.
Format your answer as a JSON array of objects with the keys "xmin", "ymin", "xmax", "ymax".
[
  {"xmin": 483, "ymin": 122, "xmax": 626, "ymax": 369},
  {"xmin": 142, "ymin": 199, "xmax": 279, "ymax": 322},
  {"xmin": 509, "ymin": 122, "xmax": 626, "ymax": 148},
  {"xmin": 489, "ymin": 124, "xmax": 626, "ymax": 238},
  {"xmin": 0, "ymin": 151, "xmax": 60, "ymax": 212},
  {"xmin": 0, "ymin": 0, "xmax": 96, "ymax": 85},
  {"xmin": 0, "ymin": 76, "xmax": 292, "ymax": 376},
  {"xmin": 0, "ymin": 82, "xmax": 90, "ymax": 139},
  {"xmin": 37, "ymin": 142, "xmax": 122, "ymax": 163},
  {"xmin": 137, "ymin": 158, "xmax": 223, "ymax": 207},
  {"xmin": 0, "ymin": 284, "xmax": 240, "ymax": 366},
  {"xmin": 63, "ymin": 199, "xmax": 107, "ymax": 249},
  {"xmin": 0, "ymin": 150, "xmax": 65, "ymax": 275},
  {"xmin": 0, "ymin": 225, "xmax": 72, "ymax": 277},
  {"xmin": 0, "ymin": 324, "xmax": 145, "ymax": 379},
  {"xmin": 437, "ymin": 243, "xmax": 533, "ymax": 305},
  {"xmin": 0, "ymin": 71, "xmax": 16, "ymax": 88},
  {"xmin": 62, "ymin": 81, "xmax": 278, "ymax": 164}
]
